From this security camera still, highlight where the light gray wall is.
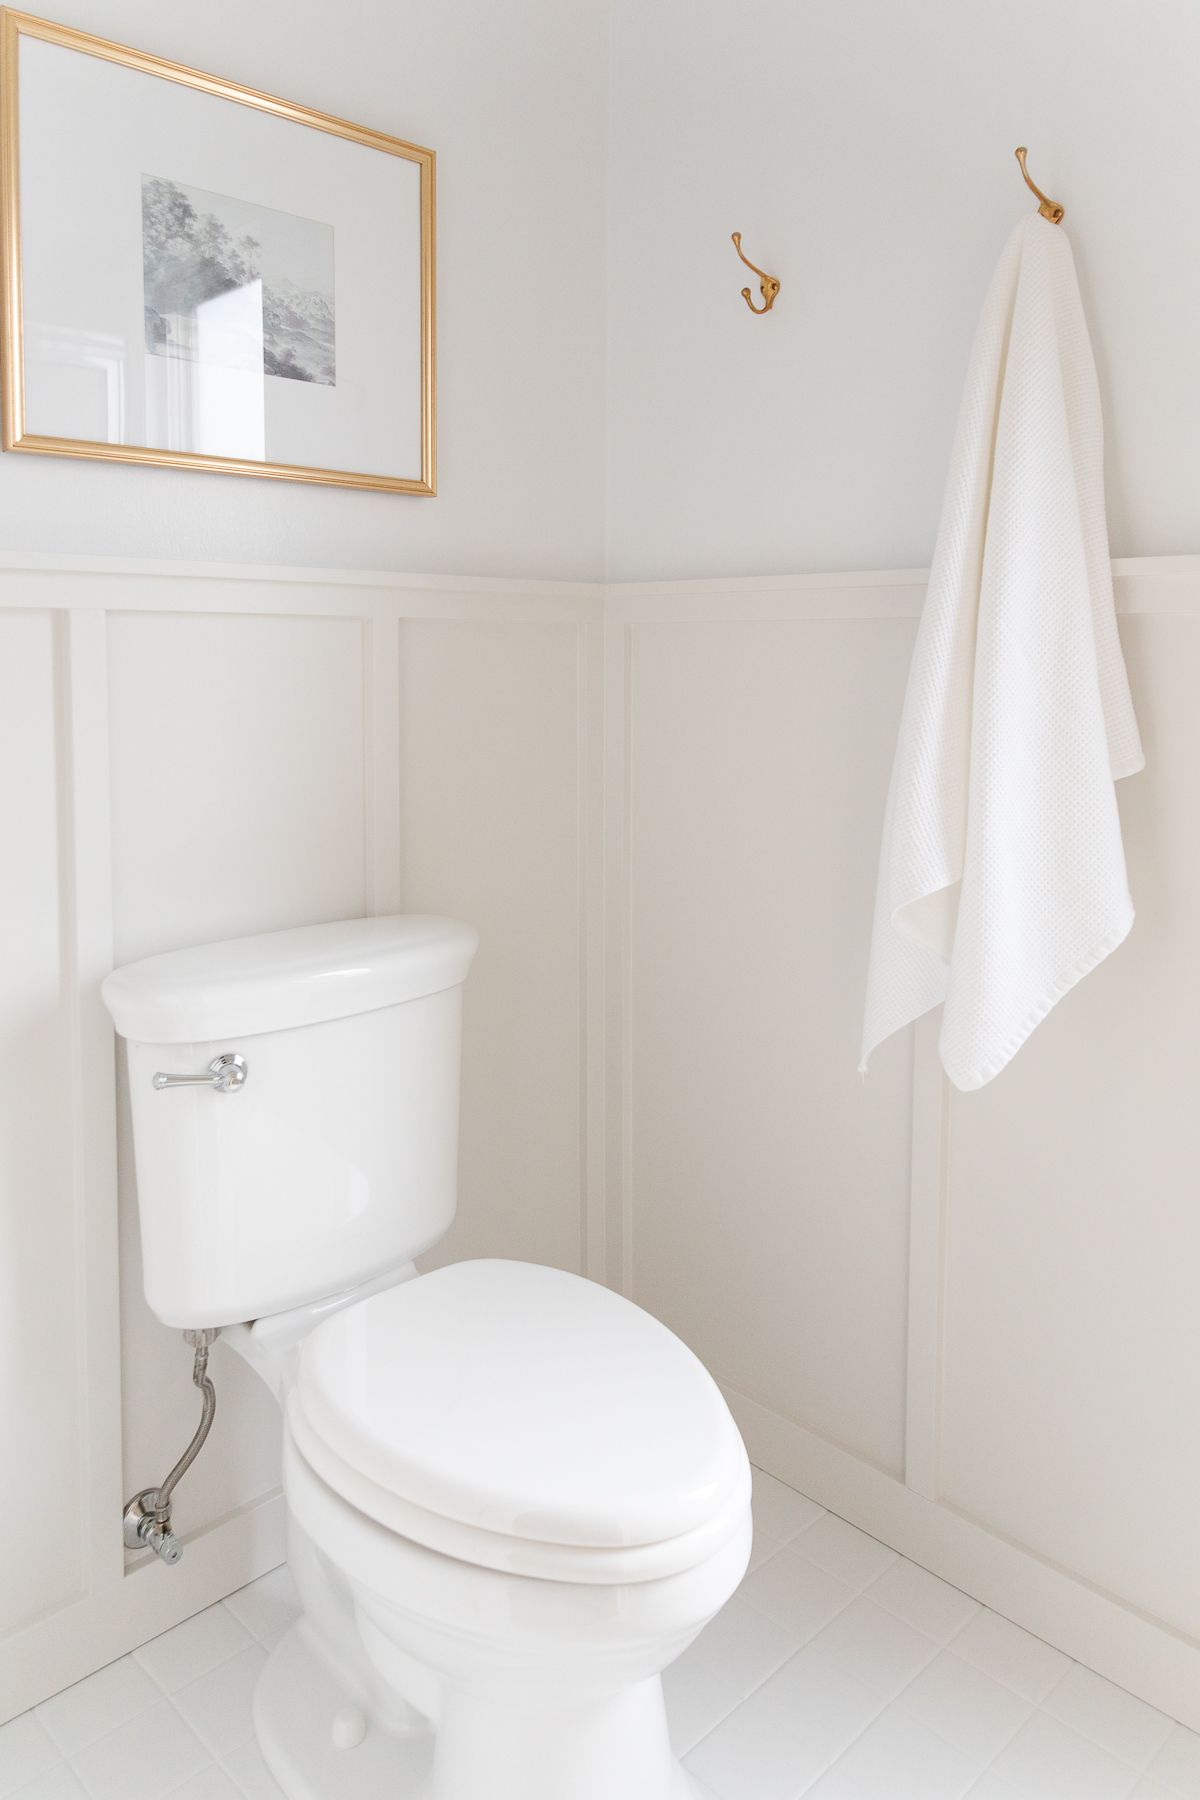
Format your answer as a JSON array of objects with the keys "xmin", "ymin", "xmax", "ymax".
[
  {"xmin": 10, "ymin": 2, "xmax": 1196, "ymax": 584},
  {"xmin": 0, "ymin": 0, "xmax": 607, "ymax": 578},
  {"xmin": 605, "ymin": 0, "xmax": 1200, "ymax": 580}
]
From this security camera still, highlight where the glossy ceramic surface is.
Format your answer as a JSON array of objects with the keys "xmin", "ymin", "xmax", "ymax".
[
  {"xmin": 102, "ymin": 918, "xmax": 477, "ymax": 1327},
  {"xmin": 279, "ymin": 1429, "xmax": 750, "ymax": 1799},
  {"xmin": 102, "ymin": 915, "xmax": 479, "ymax": 1040},
  {"xmin": 294, "ymin": 1258, "xmax": 750, "ymax": 1551}
]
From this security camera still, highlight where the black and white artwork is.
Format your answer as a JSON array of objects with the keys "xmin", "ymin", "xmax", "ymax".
[{"xmin": 141, "ymin": 175, "xmax": 336, "ymax": 385}]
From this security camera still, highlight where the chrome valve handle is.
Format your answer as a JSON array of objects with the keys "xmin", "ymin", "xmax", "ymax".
[
  {"xmin": 141, "ymin": 1517, "xmax": 184, "ymax": 1566},
  {"xmin": 123, "ymin": 1489, "xmax": 184, "ymax": 1564},
  {"xmin": 153, "ymin": 1053, "xmax": 247, "ymax": 1092}
]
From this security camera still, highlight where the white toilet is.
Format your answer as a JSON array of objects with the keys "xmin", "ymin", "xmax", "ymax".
[{"xmin": 102, "ymin": 916, "xmax": 752, "ymax": 1800}]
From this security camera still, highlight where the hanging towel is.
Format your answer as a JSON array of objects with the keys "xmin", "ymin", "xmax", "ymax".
[{"xmin": 860, "ymin": 214, "xmax": 1144, "ymax": 1091}]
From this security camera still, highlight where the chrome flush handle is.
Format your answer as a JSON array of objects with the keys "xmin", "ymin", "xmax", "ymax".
[{"xmin": 153, "ymin": 1053, "xmax": 248, "ymax": 1092}]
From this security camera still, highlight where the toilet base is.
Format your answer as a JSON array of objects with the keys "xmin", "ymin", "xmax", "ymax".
[
  {"xmin": 254, "ymin": 1623, "xmax": 433, "ymax": 1799},
  {"xmin": 254, "ymin": 1619, "xmax": 709, "ymax": 1800}
]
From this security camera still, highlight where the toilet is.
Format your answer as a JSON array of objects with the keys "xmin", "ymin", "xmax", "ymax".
[{"xmin": 102, "ymin": 915, "xmax": 752, "ymax": 1800}]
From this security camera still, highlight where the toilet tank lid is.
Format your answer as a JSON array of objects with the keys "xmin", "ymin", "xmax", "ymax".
[{"xmin": 101, "ymin": 915, "xmax": 479, "ymax": 1042}]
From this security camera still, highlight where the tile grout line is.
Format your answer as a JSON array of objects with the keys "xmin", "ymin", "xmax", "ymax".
[
  {"xmin": 689, "ymin": 1482, "xmax": 957, "ymax": 1788},
  {"xmin": 693, "ymin": 1473, "xmax": 1179, "ymax": 1800},
  {"xmin": 17, "ymin": 1593, "xmax": 280, "ymax": 1800}
]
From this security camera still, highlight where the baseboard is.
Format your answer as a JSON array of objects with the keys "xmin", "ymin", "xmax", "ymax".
[
  {"xmin": 0, "ymin": 1492, "xmax": 286, "ymax": 1722},
  {"xmin": 727, "ymin": 1387, "xmax": 1200, "ymax": 1732}
]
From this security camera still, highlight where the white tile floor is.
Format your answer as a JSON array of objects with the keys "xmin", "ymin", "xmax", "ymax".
[{"xmin": 2, "ymin": 1470, "xmax": 1197, "ymax": 1800}]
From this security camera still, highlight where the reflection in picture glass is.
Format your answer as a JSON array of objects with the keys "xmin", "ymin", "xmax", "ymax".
[{"xmin": 141, "ymin": 175, "xmax": 336, "ymax": 386}]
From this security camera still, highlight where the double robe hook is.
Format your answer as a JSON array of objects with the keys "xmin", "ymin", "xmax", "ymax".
[
  {"xmin": 1014, "ymin": 146, "xmax": 1064, "ymax": 223},
  {"xmin": 731, "ymin": 233, "xmax": 780, "ymax": 314},
  {"xmin": 731, "ymin": 148, "xmax": 1056, "ymax": 320}
]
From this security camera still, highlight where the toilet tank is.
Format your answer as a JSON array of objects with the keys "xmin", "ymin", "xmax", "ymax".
[{"xmin": 101, "ymin": 916, "xmax": 479, "ymax": 1330}]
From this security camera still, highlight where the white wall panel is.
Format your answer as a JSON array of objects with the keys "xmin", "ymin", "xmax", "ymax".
[
  {"xmin": 107, "ymin": 610, "xmax": 368, "ymax": 964},
  {"xmin": 4, "ymin": 550, "xmax": 1197, "ymax": 1731},
  {"xmin": 624, "ymin": 613, "xmax": 916, "ymax": 1475},
  {"xmin": 397, "ymin": 619, "xmax": 588, "ymax": 1276},
  {"xmin": 939, "ymin": 615, "xmax": 1200, "ymax": 1638},
  {"xmin": 106, "ymin": 609, "xmax": 369, "ymax": 1543},
  {"xmin": 608, "ymin": 564, "xmax": 1200, "ymax": 1728},
  {"xmin": 0, "ymin": 565, "xmax": 600, "ymax": 1720},
  {"xmin": 0, "ymin": 612, "xmax": 78, "ymax": 1632}
]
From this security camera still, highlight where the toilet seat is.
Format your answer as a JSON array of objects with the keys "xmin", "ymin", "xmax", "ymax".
[{"xmin": 287, "ymin": 1259, "xmax": 751, "ymax": 1584}]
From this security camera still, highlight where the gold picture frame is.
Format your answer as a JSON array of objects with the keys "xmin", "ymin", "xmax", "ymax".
[{"xmin": 0, "ymin": 8, "xmax": 435, "ymax": 493}]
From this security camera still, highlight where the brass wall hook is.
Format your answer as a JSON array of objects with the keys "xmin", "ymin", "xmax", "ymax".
[
  {"xmin": 732, "ymin": 233, "xmax": 781, "ymax": 313},
  {"xmin": 1014, "ymin": 147, "xmax": 1064, "ymax": 224}
]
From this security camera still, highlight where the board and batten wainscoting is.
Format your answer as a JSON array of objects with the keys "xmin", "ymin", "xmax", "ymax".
[
  {"xmin": 0, "ymin": 555, "xmax": 605, "ymax": 1719},
  {"xmin": 1, "ymin": 551, "xmax": 1198, "ymax": 1732},
  {"xmin": 600, "ymin": 556, "xmax": 1200, "ymax": 1732}
]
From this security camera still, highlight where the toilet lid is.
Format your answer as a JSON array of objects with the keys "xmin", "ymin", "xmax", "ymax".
[{"xmin": 292, "ymin": 1260, "xmax": 749, "ymax": 1557}]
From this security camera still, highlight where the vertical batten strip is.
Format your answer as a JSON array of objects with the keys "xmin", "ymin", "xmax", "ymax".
[
  {"xmin": 580, "ymin": 616, "xmax": 606, "ymax": 1280},
  {"xmin": 364, "ymin": 611, "xmax": 403, "ymax": 916},
  {"xmin": 904, "ymin": 1010, "xmax": 950, "ymax": 1498},
  {"xmin": 56, "ymin": 607, "xmax": 123, "ymax": 1592},
  {"xmin": 603, "ymin": 616, "xmax": 635, "ymax": 1296}
]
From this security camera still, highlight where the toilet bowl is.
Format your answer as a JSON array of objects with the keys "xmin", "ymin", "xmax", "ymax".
[
  {"xmin": 101, "ymin": 916, "xmax": 752, "ymax": 1799},
  {"xmin": 270, "ymin": 1259, "xmax": 750, "ymax": 1799}
]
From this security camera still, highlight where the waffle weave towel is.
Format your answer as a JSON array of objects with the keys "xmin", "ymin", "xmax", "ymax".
[{"xmin": 860, "ymin": 214, "xmax": 1144, "ymax": 1091}]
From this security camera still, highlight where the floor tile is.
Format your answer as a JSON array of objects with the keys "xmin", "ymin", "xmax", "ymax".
[
  {"xmin": 992, "ymin": 1708, "xmax": 1142, "ymax": 1799},
  {"xmin": 822, "ymin": 1703, "xmax": 981, "ymax": 1799},
  {"xmin": 6, "ymin": 1502, "xmax": 1192, "ymax": 1800},
  {"xmin": 802, "ymin": 1770, "xmax": 869, "ymax": 1798},
  {"xmin": 69, "ymin": 1702, "xmax": 209, "ymax": 1800},
  {"xmin": 866, "ymin": 1558, "xmax": 980, "ymax": 1643},
  {"xmin": 738, "ymin": 1547, "xmax": 857, "ymax": 1638},
  {"xmin": 0, "ymin": 1715, "xmax": 60, "ymax": 1797},
  {"xmin": 165, "ymin": 1768, "xmax": 242, "ymax": 1799},
  {"xmin": 748, "ymin": 1525, "xmax": 785, "ymax": 1574},
  {"xmin": 685, "ymin": 1696, "xmax": 825, "ymax": 1800},
  {"xmin": 1147, "ymin": 1724, "xmax": 1200, "ymax": 1796},
  {"xmin": 9, "ymin": 1769, "xmax": 88, "ymax": 1800},
  {"xmin": 172, "ymin": 1646, "xmax": 267, "ymax": 1760},
  {"xmin": 898, "ymin": 1649, "xmax": 1034, "ymax": 1762},
  {"xmin": 751, "ymin": 1470, "xmax": 827, "ymax": 1543},
  {"xmin": 663, "ymin": 1647, "xmax": 742, "ymax": 1755},
  {"xmin": 951, "ymin": 1611, "xmax": 1072, "ymax": 1704},
  {"xmin": 790, "ymin": 1515, "xmax": 897, "ymax": 1591},
  {"xmin": 35, "ymin": 1660, "xmax": 159, "ymax": 1757},
  {"xmin": 808, "ymin": 1597, "xmax": 939, "ymax": 1698},
  {"xmin": 1042, "ymin": 1665, "xmax": 1175, "ymax": 1771},
  {"xmin": 220, "ymin": 1569, "xmax": 299, "ymax": 1646},
  {"xmin": 750, "ymin": 1646, "xmax": 887, "ymax": 1762},
  {"xmin": 220, "ymin": 1740, "xmax": 285, "ymax": 1800},
  {"xmin": 135, "ymin": 1605, "xmax": 254, "ymax": 1695},
  {"xmin": 690, "ymin": 1592, "xmax": 812, "ymax": 1698}
]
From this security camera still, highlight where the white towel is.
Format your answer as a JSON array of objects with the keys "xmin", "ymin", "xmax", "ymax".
[{"xmin": 860, "ymin": 214, "xmax": 1144, "ymax": 1091}]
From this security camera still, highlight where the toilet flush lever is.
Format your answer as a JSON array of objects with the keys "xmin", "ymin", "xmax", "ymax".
[{"xmin": 153, "ymin": 1053, "xmax": 248, "ymax": 1092}]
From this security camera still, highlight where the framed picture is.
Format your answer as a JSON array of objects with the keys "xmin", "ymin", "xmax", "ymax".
[{"xmin": 0, "ymin": 9, "xmax": 435, "ymax": 493}]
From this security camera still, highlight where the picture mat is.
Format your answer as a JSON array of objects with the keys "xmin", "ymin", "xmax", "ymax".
[{"xmin": 17, "ymin": 34, "xmax": 422, "ymax": 479}]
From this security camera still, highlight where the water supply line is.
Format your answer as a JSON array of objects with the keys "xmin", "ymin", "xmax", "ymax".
[{"xmin": 123, "ymin": 1328, "xmax": 220, "ymax": 1565}]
